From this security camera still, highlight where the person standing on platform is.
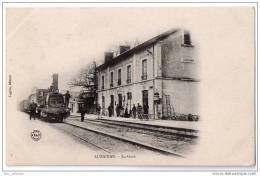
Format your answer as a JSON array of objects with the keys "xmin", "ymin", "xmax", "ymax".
[
  {"xmin": 143, "ymin": 104, "xmax": 149, "ymax": 115},
  {"xmin": 116, "ymin": 104, "xmax": 120, "ymax": 117},
  {"xmin": 143, "ymin": 104, "xmax": 149, "ymax": 120},
  {"xmin": 124, "ymin": 106, "xmax": 129, "ymax": 118},
  {"xmin": 132, "ymin": 104, "xmax": 137, "ymax": 119},
  {"xmin": 29, "ymin": 100, "xmax": 37, "ymax": 120},
  {"xmin": 108, "ymin": 104, "xmax": 113, "ymax": 117},
  {"xmin": 120, "ymin": 105, "xmax": 124, "ymax": 117},
  {"xmin": 80, "ymin": 104, "xmax": 87, "ymax": 122},
  {"xmin": 96, "ymin": 104, "xmax": 101, "ymax": 119},
  {"xmin": 137, "ymin": 103, "xmax": 143, "ymax": 119}
]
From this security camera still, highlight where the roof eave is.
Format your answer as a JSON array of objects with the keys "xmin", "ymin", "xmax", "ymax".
[{"xmin": 96, "ymin": 28, "xmax": 180, "ymax": 71}]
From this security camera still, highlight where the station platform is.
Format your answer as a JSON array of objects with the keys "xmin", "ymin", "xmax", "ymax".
[{"xmin": 68, "ymin": 113, "xmax": 200, "ymax": 131}]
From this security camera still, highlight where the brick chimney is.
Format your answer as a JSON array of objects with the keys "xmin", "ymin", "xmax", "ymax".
[
  {"xmin": 52, "ymin": 73, "xmax": 58, "ymax": 91},
  {"xmin": 104, "ymin": 52, "xmax": 113, "ymax": 63},
  {"xmin": 119, "ymin": 45, "xmax": 130, "ymax": 54}
]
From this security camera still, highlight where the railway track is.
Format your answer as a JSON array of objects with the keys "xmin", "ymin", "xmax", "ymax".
[
  {"xmin": 63, "ymin": 117, "xmax": 199, "ymax": 156},
  {"xmin": 86, "ymin": 118, "xmax": 198, "ymax": 138},
  {"xmin": 51, "ymin": 115, "xmax": 198, "ymax": 157},
  {"xmin": 63, "ymin": 120, "xmax": 184, "ymax": 157},
  {"xmin": 53, "ymin": 123, "xmax": 111, "ymax": 153},
  {"xmin": 52, "ymin": 122, "xmax": 150, "ymax": 154}
]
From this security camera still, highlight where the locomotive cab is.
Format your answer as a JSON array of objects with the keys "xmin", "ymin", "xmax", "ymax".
[{"xmin": 47, "ymin": 93, "xmax": 65, "ymax": 108}]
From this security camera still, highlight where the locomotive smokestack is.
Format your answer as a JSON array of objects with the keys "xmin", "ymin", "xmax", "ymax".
[{"xmin": 52, "ymin": 73, "xmax": 58, "ymax": 91}]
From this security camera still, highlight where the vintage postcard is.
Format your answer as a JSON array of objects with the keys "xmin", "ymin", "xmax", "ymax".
[{"xmin": 3, "ymin": 3, "xmax": 256, "ymax": 168}]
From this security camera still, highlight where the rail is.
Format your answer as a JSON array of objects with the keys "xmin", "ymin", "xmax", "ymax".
[{"xmin": 64, "ymin": 120, "xmax": 184, "ymax": 157}]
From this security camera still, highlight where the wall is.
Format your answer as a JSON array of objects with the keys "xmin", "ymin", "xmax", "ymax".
[
  {"xmin": 97, "ymin": 45, "xmax": 156, "ymax": 116},
  {"xmin": 97, "ymin": 29, "xmax": 199, "ymax": 117},
  {"xmin": 134, "ymin": 46, "xmax": 154, "ymax": 82},
  {"xmin": 161, "ymin": 30, "xmax": 199, "ymax": 79},
  {"xmin": 69, "ymin": 101, "xmax": 79, "ymax": 114},
  {"xmin": 98, "ymin": 56, "xmax": 134, "ymax": 91},
  {"xmin": 98, "ymin": 79, "xmax": 155, "ymax": 116},
  {"xmin": 162, "ymin": 79, "xmax": 199, "ymax": 116}
]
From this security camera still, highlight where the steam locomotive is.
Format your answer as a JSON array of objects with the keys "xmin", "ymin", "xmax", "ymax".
[
  {"xmin": 37, "ymin": 91, "xmax": 70, "ymax": 122},
  {"xmin": 21, "ymin": 74, "xmax": 70, "ymax": 122}
]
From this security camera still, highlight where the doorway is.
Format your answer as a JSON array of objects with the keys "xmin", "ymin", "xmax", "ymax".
[
  {"xmin": 118, "ymin": 94, "xmax": 122, "ymax": 108},
  {"xmin": 142, "ymin": 90, "xmax": 149, "ymax": 114},
  {"xmin": 102, "ymin": 96, "xmax": 105, "ymax": 115},
  {"xmin": 110, "ymin": 95, "xmax": 114, "ymax": 116}
]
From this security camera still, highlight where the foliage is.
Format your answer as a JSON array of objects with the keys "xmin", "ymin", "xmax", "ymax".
[{"xmin": 68, "ymin": 61, "xmax": 98, "ymax": 95}]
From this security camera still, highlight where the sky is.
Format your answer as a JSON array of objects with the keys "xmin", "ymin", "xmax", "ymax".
[
  {"xmin": 6, "ymin": 7, "xmax": 193, "ymax": 101},
  {"xmin": 5, "ymin": 7, "xmax": 252, "ymax": 102}
]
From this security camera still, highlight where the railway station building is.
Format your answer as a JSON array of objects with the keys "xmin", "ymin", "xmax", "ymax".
[{"xmin": 96, "ymin": 29, "xmax": 199, "ymax": 119}]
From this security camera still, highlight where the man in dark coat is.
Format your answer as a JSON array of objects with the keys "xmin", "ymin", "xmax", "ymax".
[
  {"xmin": 124, "ymin": 107, "xmax": 129, "ymax": 118},
  {"xmin": 29, "ymin": 100, "xmax": 37, "ymax": 120},
  {"xmin": 64, "ymin": 91, "xmax": 71, "ymax": 108},
  {"xmin": 108, "ymin": 105, "xmax": 112, "ymax": 117},
  {"xmin": 115, "ymin": 104, "xmax": 120, "ymax": 117},
  {"xmin": 132, "ymin": 104, "xmax": 137, "ymax": 119},
  {"xmin": 143, "ymin": 104, "xmax": 149, "ymax": 115},
  {"xmin": 96, "ymin": 104, "xmax": 101, "ymax": 119},
  {"xmin": 80, "ymin": 104, "xmax": 87, "ymax": 122},
  {"xmin": 137, "ymin": 103, "xmax": 143, "ymax": 119},
  {"xmin": 143, "ymin": 104, "xmax": 149, "ymax": 120}
]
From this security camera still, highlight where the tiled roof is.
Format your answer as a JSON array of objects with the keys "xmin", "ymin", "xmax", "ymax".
[{"xmin": 96, "ymin": 28, "xmax": 179, "ymax": 71}]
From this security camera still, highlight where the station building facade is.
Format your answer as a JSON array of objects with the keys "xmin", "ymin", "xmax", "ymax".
[{"xmin": 96, "ymin": 29, "xmax": 199, "ymax": 119}]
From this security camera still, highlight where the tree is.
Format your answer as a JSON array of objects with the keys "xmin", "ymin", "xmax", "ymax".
[{"xmin": 68, "ymin": 61, "xmax": 98, "ymax": 107}]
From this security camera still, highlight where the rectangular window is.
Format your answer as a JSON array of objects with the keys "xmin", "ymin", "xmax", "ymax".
[
  {"xmin": 118, "ymin": 69, "xmax": 121, "ymax": 85},
  {"xmin": 110, "ymin": 72, "xmax": 113, "ymax": 87},
  {"xmin": 142, "ymin": 59, "xmax": 147, "ymax": 80},
  {"xmin": 127, "ymin": 65, "xmax": 131, "ymax": 84},
  {"xmin": 183, "ymin": 31, "xmax": 191, "ymax": 45},
  {"xmin": 101, "ymin": 75, "xmax": 104, "ymax": 90}
]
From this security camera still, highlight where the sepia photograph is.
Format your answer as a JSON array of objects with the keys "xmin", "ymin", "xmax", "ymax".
[{"xmin": 3, "ymin": 2, "xmax": 256, "ymax": 170}]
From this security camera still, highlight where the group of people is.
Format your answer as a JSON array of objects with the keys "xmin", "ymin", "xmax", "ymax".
[
  {"xmin": 107, "ymin": 103, "xmax": 149, "ymax": 119},
  {"xmin": 28, "ymin": 88, "xmax": 150, "ymax": 121}
]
